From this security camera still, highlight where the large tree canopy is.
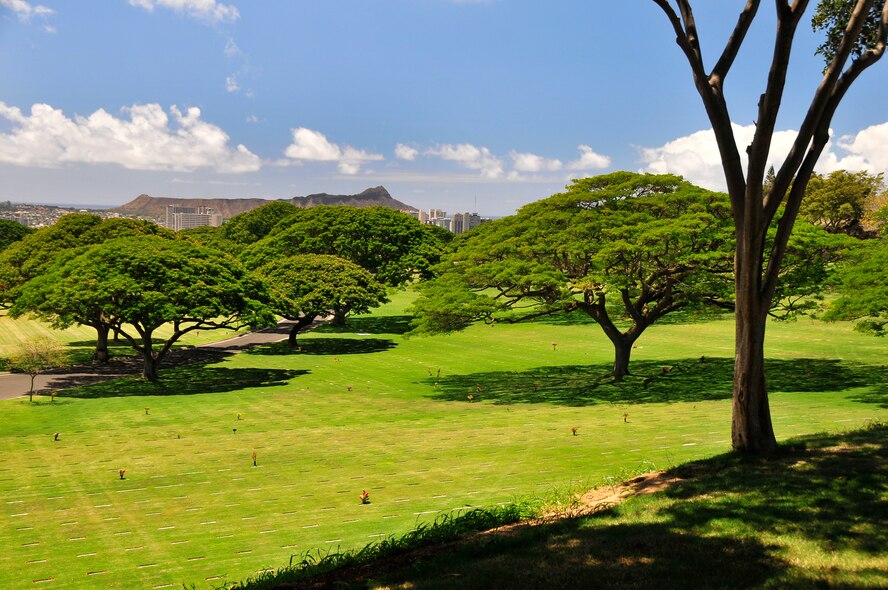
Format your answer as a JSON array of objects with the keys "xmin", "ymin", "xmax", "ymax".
[
  {"xmin": 241, "ymin": 206, "xmax": 444, "ymax": 286},
  {"xmin": 652, "ymin": 0, "xmax": 888, "ymax": 452},
  {"xmin": 2, "ymin": 215, "xmax": 175, "ymax": 361},
  {"xmin": 821, "ymin": 237, "xmax": 888, "ymax": 335},
  {"xmin": 255, "ymin": 254, "xmax": 389, "ymax": 345},
  {"xmin": 411, "ymin": 172, "xmax": 736, "ymax": 380},
  {"xmin": 221, "ymin": 201, "xmax": 299, "ymax": 246},
  {"xmin": 800, "ymin": 170, "xmax": 884, "ymax": 234},
  {"xmin": 12, "ymin": 236, "xmax": 273, "ymax": 381},
  {"xmin": 0, "ymin": 219, "xmax": 34, "ymax": 252}
]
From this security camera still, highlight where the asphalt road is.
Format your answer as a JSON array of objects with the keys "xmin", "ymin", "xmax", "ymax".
[{"xmin": 0, "ymin": 320, "xmax": 299, "ymax": 401}]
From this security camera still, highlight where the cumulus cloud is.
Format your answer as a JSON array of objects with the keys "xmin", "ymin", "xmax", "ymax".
[
  {"xmin": 0, "ymin": 102, "xmax": 261, "ymax": 173},
  {"xmin": 638, "ymin": 123, "xmax": 801, "ymax": 190},
  {"xmin": 823, "ymin": 122, "xmax": 888, "ymax": 175},
  {"xmin": 1, "ymin": 0, "xmax": 53, "ymax": 19},
  {"xmin": 394, "ymin": 143, "xmax": 419, "ymax": 161},
  {"xmin": 568, "ymin": 145, "xmax": 611, "ymax": 171},
  {"xmin": 128, "ymin": 0, "xmax": 239, "ymax": 23},
  {"xmin": 509, "ymin": 151, "xmax": 562, "ymax": 173},
  {"xmin": 426, "ymin": 143, "xmax": 504, "ymax": 179},
  {"xmin": 284, "ymin": 128, "xmax": 383, "ymax": 175}
]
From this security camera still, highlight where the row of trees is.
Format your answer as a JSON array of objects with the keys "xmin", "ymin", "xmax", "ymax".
[
  {"xmin": 408, "ymin": 171, "xmax": 875, "ymax": 380},
  {"xmin": 0, "ymin": 206, "xmax": 447, "ymax": 380}
]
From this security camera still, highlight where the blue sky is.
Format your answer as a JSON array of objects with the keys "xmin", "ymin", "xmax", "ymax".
[{"xmin": 1, "ymin": 0, "xmax": 886, "ymax": 216}]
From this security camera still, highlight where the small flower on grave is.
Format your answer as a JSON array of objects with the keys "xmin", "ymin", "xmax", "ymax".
[
  {"xmin": 53, "ymin": 432, "xmax": 60, "ymax": 441},
  {"xmin": 359, "ymin": 490, "xmax": 370, "ymax": 504},
  {"xmin": 119, "ymin": 469, "xmax": 126, "ymax": 480},
  {"xmin": 144, "ymin": 407, "xmax": 150, "ymax": 415},
  {"xmin": 623, "ymin": 412, "xmax": 629, "ymax": 423},
  {"xmin": 475, "ymin": 385, "xmax": 481, "ymax": 393},
  {"xmin": 347, "ymin": 385, "xmax": 352, "ymax": 392},
  {"xmin": 50, "ymin": 392, "xmax": 57, "ymax": 402},
  {"xmin": 552, "ymin": 342, "xmax": 557, "ymax": 351},
  {"xmin": 569, "ymin": 426, "xmax": 578, "ymax": 436},
  {"xmin": 233, "ymin": 428, "xmax": 237, "ymax": 434},
  {"xmin": 237, "ymin": 414, "xmax": 241, "ymax": 420},
  {"xmin": 467, "ymin": 394, "xmax": 475, "ymax": 402},
  {"xmin": 251, "ymin": 451, "xmax": 257, "ymax": 467}
]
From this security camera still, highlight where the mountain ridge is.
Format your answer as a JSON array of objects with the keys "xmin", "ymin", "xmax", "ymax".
[{"xmin": 113, "ymin": 186, "xmax": 416, "ymax": 219}]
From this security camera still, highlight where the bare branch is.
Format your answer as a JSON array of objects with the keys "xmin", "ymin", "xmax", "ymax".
[
  {"xmin": 711, "ymin": 1, "xmax": 762, "ymax": 84},
  {"xmin": 767, "ymin": 0, "xmax": 875, "ymax": 217}
]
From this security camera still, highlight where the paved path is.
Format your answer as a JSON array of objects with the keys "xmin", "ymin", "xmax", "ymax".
[{"xmin": 0, "ymin": 320, "xmax": 302, "ymax": 401}]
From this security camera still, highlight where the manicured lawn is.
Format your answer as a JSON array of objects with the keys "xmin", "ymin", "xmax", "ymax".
[{"xmin": 1, "ymin": 292, "xmax": 885, "ymax": 589}]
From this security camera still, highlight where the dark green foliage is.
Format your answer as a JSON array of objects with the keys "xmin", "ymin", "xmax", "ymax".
[
  {"xmin": 255, "ymin": 254, "xmax": 389, "ymax": 343},
  {"xmin": 410, "ymin": 172, "xmax": 736, "ymax": 378},
  {"xmin": 12, "ymin": 236, "xmax": 273, "ymax": 380},
  {"xmin": 822, "ymin": 237, "xmax": 888, "ymax": 335},
  {"xmin": 221, "ymin": 201, "xmax": 299, "ymax": 245},
  {"xmin": 0, "ymin": 219, "xmax": 34, "ymax": 252},
  {"xmin": 178, "ymin": 225, "xmax": 241, "ymax": 255},
  {"xmin": 242, "ymin": 206, "xmax": 444, "ymax": 286},
  {"xmin": 813, "ymin": 0, "xmax": 887, "ymax": 65}
]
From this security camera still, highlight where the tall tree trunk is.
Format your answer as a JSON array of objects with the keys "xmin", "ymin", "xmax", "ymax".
[
  {"xmin": 142, "ymin": 353, "xmax": 160, "ymax": 382},
  {"xmin": 331, "ymin": 307, "xmax": 347, "ymax": 326},
  {"xmin": 732, "ymin": 238, "xmax": 778, "ymax": 453},
  {"xmin": 94, "ymin": 324, "xmax": 110, "ymax": 363},
  {"xmin": 287, "ymin": 314, "xmax": 318, "ymax": 347},
  {"xmin": 611, "ymin": 338, "xmax": 633, "ymax": 382}
]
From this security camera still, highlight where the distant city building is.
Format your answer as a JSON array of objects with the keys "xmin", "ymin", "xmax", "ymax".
[
  {"xmin": 165, "ymin": 205, "xmax": 225, "ymax": 231},
  {"xmin": 450, "ymin": 212, "xmax": 483, "ymax": 235},
  {"xmin": 428, "ymin": 208, "xmax": 446, "ymax": 220},
  {"xmin": 410, "ymin": 207, "xmax": 488, "ymax": 235}
]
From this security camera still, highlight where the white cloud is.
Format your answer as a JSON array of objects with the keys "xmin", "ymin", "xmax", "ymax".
[
  {"xmin": 1, "ymin": 0, "xmax": 54, "ymax": 22},
  {"xmin": 824, "ymin": 122, "xmax": 888, "ymax": 175},
  {"xmin": 426, "ymin": 143, "xmax": 504, "ymax": 179},
  {"xmin": 509, "ymin": 151, "xmax": 562, "ymax": 173},
  {"xmin": 0, "ymin": 102, "xmax": 261, "ymax": 173},
  {"xmin": 224, "ymin": 38, "xmax": 243, "ymax": 57},
  {"xmin": 568, "ymin": 144, "xmax": 611, "ymax": 171},
  {"xmin": 225, "ymin": 74, "xmax": 239, "ymax": 93},
  {"xmin": 395, "ymin": 143, "xmax": 419, "ymax": 161},
  {"xmin": 128, "ymin": 0, "xmax": 239, "ymax": 24},
  {"xmin": 245, "ymin": 114, "xmax": 258, "ymax": 123},
  {"xmin": 284, "ymin": 128, "xmax": 383, "ymax": 175},
  {"xmin": 638, "ymin": 123, "xmax": 800, "ymax": 190}
]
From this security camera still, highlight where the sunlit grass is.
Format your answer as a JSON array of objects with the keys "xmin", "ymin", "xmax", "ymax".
[{"xmin": 1, "ymin": 291, "xmax": 885, "ymax": 588}]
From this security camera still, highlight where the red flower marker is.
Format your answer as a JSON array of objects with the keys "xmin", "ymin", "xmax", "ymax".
[
  {"xmin": 359, "ymin": 490, "xmax": 370, "ymax": 504},
  {"xmin": 569, "ymin": 427, "xmax": 578, "ymax": 436},
  {"xmin": 119, "ymin": 469, "xmax": 126, "ymax": 480}
]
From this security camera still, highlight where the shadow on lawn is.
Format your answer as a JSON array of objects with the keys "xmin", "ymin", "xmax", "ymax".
[
  {"xmin": 247, "ymin": 337, "xmax": 397, "ymax": 357},
  {"xmin": 313, "ymin": 315, "xmax": 414, "ymax": 335},
  {"xmin": 371, "ymin": 424, "xmax": 887, "ymax": 590},
  {"xmin": 56, "ymin": 366, "xmax": 306, "ymax": 398},
  {"xmin": 427, "ymin": 357, "xmax": 887, "ymax": 406}
]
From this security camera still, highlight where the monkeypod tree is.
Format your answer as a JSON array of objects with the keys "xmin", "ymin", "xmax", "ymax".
[
  {"xmin": 241, "ymin": 206, "xmax": 445, "ymax": 286},
  {"xmin": 800, "ymin": 170, "xmax": 884, "ymax": 235},
  {"xmin": 821, "ymin": 237, "xmax": 888, "ymax": 335},
  {"xmin": 13, "ymin": 236, "xmax": 273, "ymax": 381},
  {"xmin": 652, "ymin": 0, "xmax": 888, "ymax": 452},
  {"xmin": 255, "ymin": 254, "xmax": 389, "ymax": 346},
  {"xmin": 0, "ymin": 219, "xmax": 34, "ymax": 252},
  {"xmin": 410, "ymin": 172, "xmax": 736, "ymax": 381},
  {"xmin": 2, "ymin": 215, "xmax": 175, "ymax": 361}
]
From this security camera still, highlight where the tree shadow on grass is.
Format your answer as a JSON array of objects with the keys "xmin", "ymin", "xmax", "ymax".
[
  {"xmin": 370, "ymin": 522, "xmax": 783, "ymax": 590},
  {"xmin": 370, "ymin": 425, "xmax": 887, "ymax": 590},
  {"xmin": 427, "ymin": 357, "xmax": 887, "ymax": 406},
  {"xmin": 55, "ymin": 366, "xmax": 306, "ymax": 399},
  {"xmin": 246, "ymin": 337, "xmax": 397, "ymax": 357},
  {"xmin": 313, "ymin": 315, "xmax": 413, "ymax": 335}
]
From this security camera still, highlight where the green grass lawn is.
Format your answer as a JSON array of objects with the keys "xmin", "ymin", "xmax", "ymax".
[{"xmin": 1, "ymin": 292, "xmax": 886, "ymax": 589}]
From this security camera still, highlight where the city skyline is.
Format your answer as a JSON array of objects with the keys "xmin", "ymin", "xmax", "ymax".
[{"xmin": 1, "ymin": 1, "xmax": 886, "ymax": 216}]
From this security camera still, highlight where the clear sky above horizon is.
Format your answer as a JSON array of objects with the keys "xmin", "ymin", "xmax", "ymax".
[{"xmin": 1, "ymin": 0, "xmax": 886, "ymax": 216}]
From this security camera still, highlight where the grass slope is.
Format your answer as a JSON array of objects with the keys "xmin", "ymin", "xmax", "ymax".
[
  {"xmin": 355, "ymin": 423, "xmax": 888, "ymax": 590},
  {"xmin": 0, "ymin": 292, "xmax": 885, "ymax": 589}
]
